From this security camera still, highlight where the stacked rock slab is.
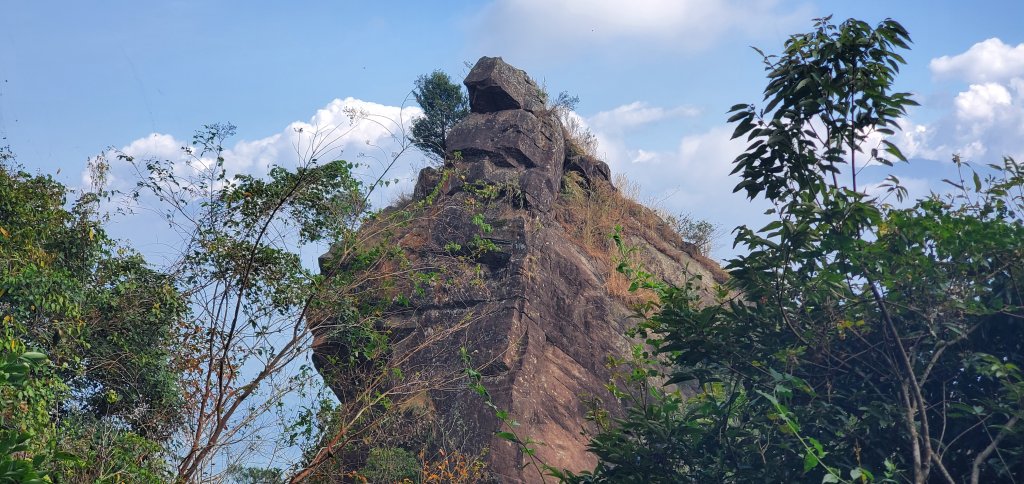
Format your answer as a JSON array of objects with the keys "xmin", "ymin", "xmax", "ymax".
[{"xmin": 313, "ymin": 57, "xmax": 725, "ymax": 482}]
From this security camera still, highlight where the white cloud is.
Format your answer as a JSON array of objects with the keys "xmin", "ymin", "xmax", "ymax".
[
  {"xmin": 897, "ymin": 116, "xmax": 992, "ymax": 161},
  {"xmin": 469, "ymin": 0, "xmax": 811, "ymax": 60},
  {"xmin": 895, "ymin": 121, "xmax": 936, "ymax": 160},
  {"xmin": 100, "ymin": 97, "xmax": 424, "ymax": 202},
  {"xmin": 121, "ymin": 133, "xmax": 182, "ymax": 160},
  {"xmin": 88, "ymin": 97, "xmax": 426, "ymax": 263},
  {"xmin": 630, "ymin": 149, "xmax": 658, "ymax": 164},
  {"xmin": 895, "ymin": 41, "xmax": 1024, "ymax": 165},
  {"xmin": 955, "ymin": 83, "xmax": 1012, "ymax": 123},
  {"xmin": 930, "ymin": 38, "xmax": 1024, "ymax": 83},
  {"xmin": 588, "ymin": 102, "xmax": 699, "ymax": 133}
]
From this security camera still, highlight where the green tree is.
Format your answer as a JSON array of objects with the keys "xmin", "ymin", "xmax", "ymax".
[
  {"xmin": 410, "ymin": 70, "xmax": 469, "ymax": 162},
  {"xmin": 120, "ymin": 123, "xmax": 381, "ymax": 480},
  {"xmin": 572, "ymin": 17, "xmax": 1024, "ymax": 484},
  {"xmin": 1, "ymin": 149, "xmax": 184, "ymax": 481},
  {"xmin": 120, "ymin": 121, "xmax": 463, "ymax": 482}
]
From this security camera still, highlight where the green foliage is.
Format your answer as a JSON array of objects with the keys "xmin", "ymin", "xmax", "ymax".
[
  {"xmin": 226, "ymin": 464, "xmax": 284, "ymax": 484},
  {"xmin": 661, "ymin": 213, "xmax": 720, "ymax": 257},
  {"xmin": 410, "ymin": 71, "xmax": 469, "ymax": 162},
  {"xmin": 1, "ymin": 152, "xmax": 181, "ymax": 481},
  {"xmin": 76, "ymin": 252, "xmax": 185, "ymax": 438},
  {"xmin": 359, "ymin": 447, "xmax": 420, "ymax": 483},
  {"xmin": 575, "ymin": 17, "xmax": 1024, "ymax": 484},
  {"xmin": 226, "ymin": 159, "xmax": 364, "ymax": 244},
  {"xmin": 728, "ymin": 16, "xmax": 915, "ymax": 199},
  {"xmin": 55, "ymin": 417, "xmax": 171, "ymax": 483},
  {"xmin": 123, "ymin": 122, "xmax": 407, "ymax": 480},
  {"xmin": 0, "ymin": 347, "xmax": 61, "ymax": 483}
]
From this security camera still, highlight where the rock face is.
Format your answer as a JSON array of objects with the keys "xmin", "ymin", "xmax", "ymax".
[{"xmin": 313, "ymin": 57, "xmax": 725, "ymax": 483}]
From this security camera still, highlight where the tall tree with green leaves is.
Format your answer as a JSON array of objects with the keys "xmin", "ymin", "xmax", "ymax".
[
  {"xmin": 570, "ymin": 17, "xmax": 1024, "ymax": 484},
  {"xmin": 410, "ymin": 70, "xmax": 469, "ymax": 162},
  {"xmin": 121, "ymin": 120, "xmax": 463, "ymax": 481},
  {"xmin": 0, "ymin": 148, "xmax": 185, "ymax": 482},
  {"xmin": 119, "ymin": 123, "xmax": 382, "ymax": 481}
]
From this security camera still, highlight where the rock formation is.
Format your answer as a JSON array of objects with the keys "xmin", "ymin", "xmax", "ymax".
[{"xmin": 313, "ymin": 57, "xmax": 725, "ymax": 482}]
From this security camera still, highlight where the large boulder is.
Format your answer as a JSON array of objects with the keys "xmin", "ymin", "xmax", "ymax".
[
  {"xmin": 448, "ymin": 110, "xmax": 564, "ymax": 170},
  {"xmin": 448, "ymin": 57, "xmax": 565, "ymax": 212},
  {"xmin": 565, "ymin": 153, "xmax": 612, "ymax": 186},
  {"xmin": 464, "ymin": 56, "xmax": 546, "ymax": 114}
]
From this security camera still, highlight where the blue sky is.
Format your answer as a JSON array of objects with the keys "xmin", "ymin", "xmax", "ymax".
[{"xmin": 4, "ymin": 0, "xmax": 1024, "ymax": 259}]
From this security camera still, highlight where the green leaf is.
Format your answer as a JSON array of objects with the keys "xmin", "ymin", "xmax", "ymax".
[
  {"xmin": 496, "ymin": 431, "xmax": 518, "ymax": 442},
  {"xmin": 808, "ymin": 437, "xmax": 824, "ymax": 456},
  {"xmin": 803, "ymin": 452, "xmax": 819, "ymax": 472},
  {"xmin": 19, "ymin": 351, "xmax": 46, "ymax": 362}
]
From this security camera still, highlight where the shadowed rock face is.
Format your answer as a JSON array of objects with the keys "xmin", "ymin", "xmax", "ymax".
[{"xmin": 313, "ymin": 57, "xmax": 724, "ymax": 483}]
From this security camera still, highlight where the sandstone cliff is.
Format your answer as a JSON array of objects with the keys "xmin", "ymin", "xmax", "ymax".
[{"xmin": 313, "ymin": 57, "xmax": 725, "ymax": 483}]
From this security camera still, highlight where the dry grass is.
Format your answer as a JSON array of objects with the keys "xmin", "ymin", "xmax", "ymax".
[
  {"xmin": 556, "ymin": 171, "xmax": 622, "ymax": 259},
  {"xmin": 561, "ymin": 116, "xmax": 599, "ymax": 159},
  {"xmin": 554, "ymin": 172, "xmax": 670, "ymax": 307},
  {"xmin": 604, "ymin": 268, "xmax": 658, "ymax": 307}
]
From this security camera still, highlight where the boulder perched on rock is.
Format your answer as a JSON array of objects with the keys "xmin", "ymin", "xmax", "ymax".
[
  {"xmin": 447, "ymin": 58, "xmax": 565, "ymax": 213},
  {"xmin": 464, "ymin": 56, "xmax": 546, "ymax": 114},
  {"xmin": 313, "ymin": 56, "xmax": 725, "ymax": 483},
  {"xmin": 448, "ymin": 110, "xmax": 563, "ymax": 170}
]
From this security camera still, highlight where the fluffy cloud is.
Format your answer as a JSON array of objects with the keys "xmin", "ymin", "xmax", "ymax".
[
  {"xmin": 88, "ymin": 98, "xmax": 427, "ymax": 265},
  {"xmin": 101, "ymin": 97, "xmax": 424, "ymax": 207},
  {"xmin": 898, "ymin": 39, "xmax": 1024, "ymax": 164},
  {"xmin": 930, "ymin": 38, "xmax": 1024, "ymax": 83},
  {"xmin": 588, "ymin": 102, "xmax": 699, "ymax": 133},
  {"xmin": 955, "ymin": 83, "xmax": 1013, "ymax": 123},
  {"xmin": 469, "ymin": 0, "xmax": 811, "ymax": 59}
]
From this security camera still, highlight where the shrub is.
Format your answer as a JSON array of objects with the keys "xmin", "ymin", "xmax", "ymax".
[{"xmin": 359, "ymin": 447, "xmax": 420, "ymax": 483}]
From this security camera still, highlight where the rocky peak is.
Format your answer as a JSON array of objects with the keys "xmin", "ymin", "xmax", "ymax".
[
  {"xmin": 314, "ymin": 57, "xmax": 724, "ymax": 483},
  {"xmin": 464, "ymin": 56, "xmax": 546, "ymax": 114},
  {"xmin": 442, "ymin": 57, "xmax": 569, "ymax": 212}
]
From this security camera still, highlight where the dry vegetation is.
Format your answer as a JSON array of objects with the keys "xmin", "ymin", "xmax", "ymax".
[
  {"xmin": 554, "ymin": 172, "xmax": 660, "ymax": 306},
  {"xmin": 553, "ymin": 169, "xmax": 728, "ymax": 310}
]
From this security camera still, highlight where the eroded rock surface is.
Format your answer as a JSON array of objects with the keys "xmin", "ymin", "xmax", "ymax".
[{"xmin": 313, "ymin": 56, "xmax": 725, "ymax": 483}]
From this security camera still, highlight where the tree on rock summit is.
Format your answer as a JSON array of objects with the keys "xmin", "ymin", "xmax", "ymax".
[{"xmin": 410, "ymin": 70, "xmax": 469, "ymax": 163}]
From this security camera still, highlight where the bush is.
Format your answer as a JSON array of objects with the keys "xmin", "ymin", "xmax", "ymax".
[{"xmin": 359, "ymin": 447, "xmax": 421, "ymax": 483}]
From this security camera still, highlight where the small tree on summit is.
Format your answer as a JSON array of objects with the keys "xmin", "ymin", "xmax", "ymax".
[{"xmin": 410, "ymin": 70, "xmax": 469, "ymax": 163}]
